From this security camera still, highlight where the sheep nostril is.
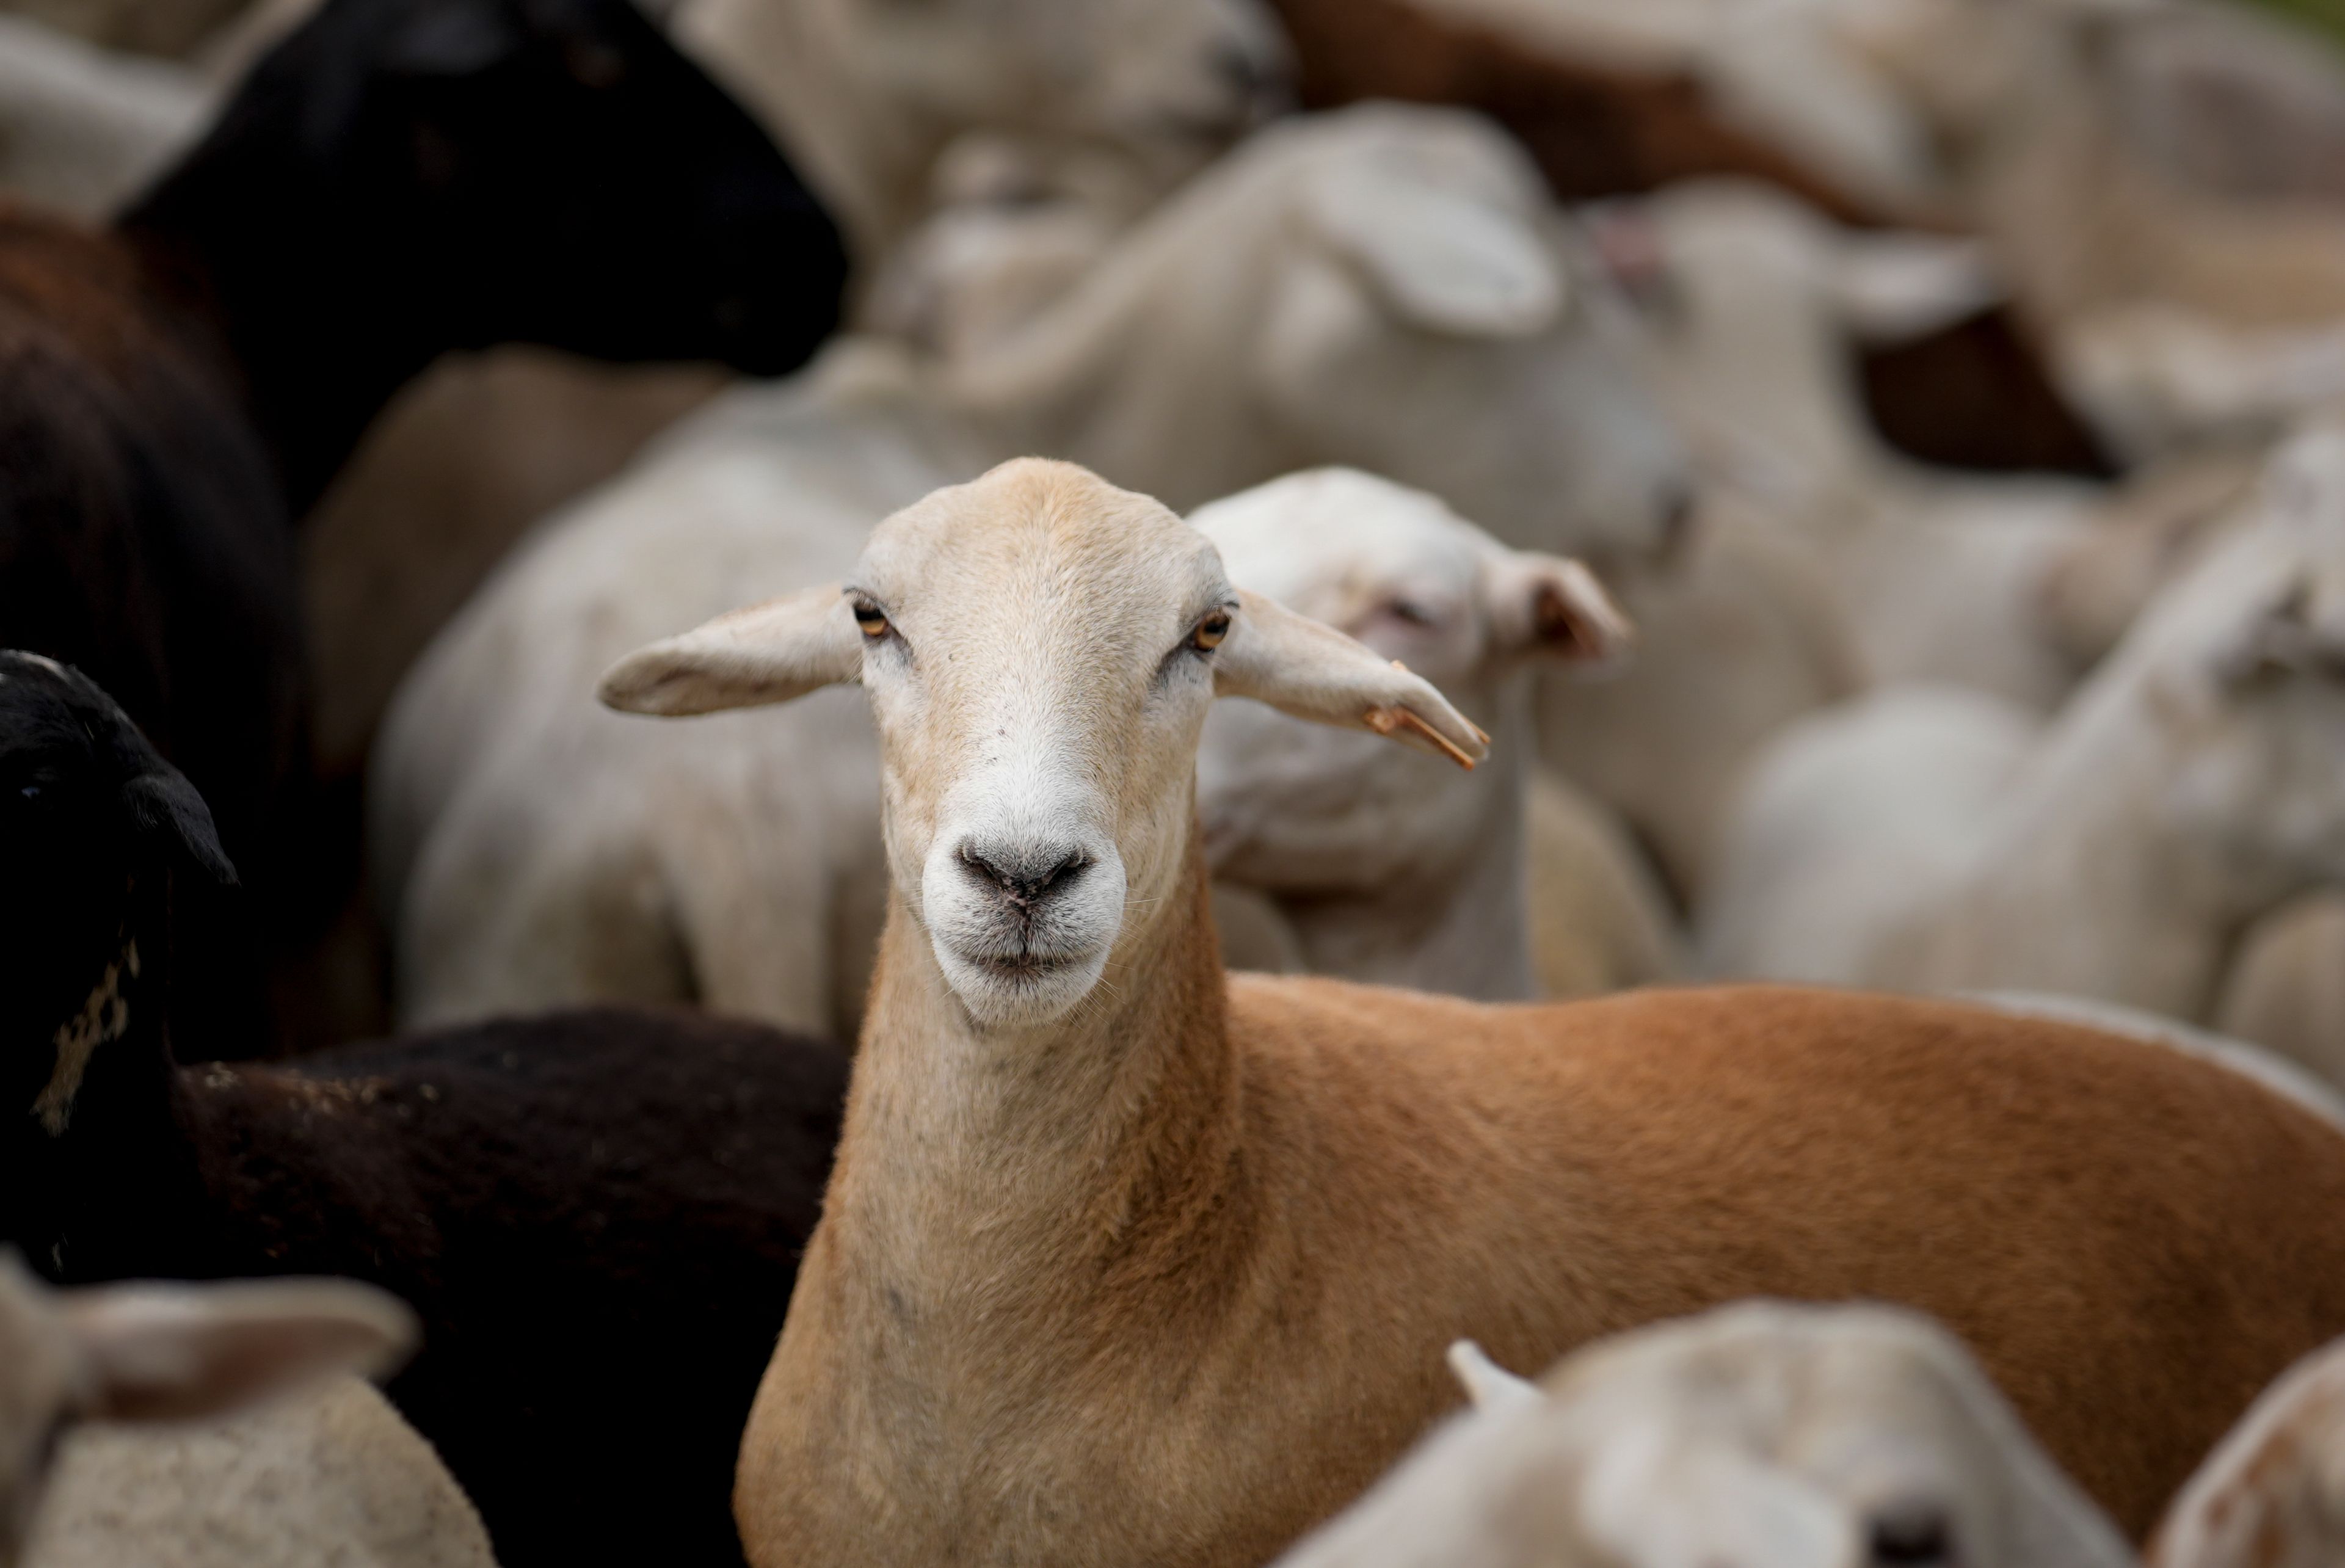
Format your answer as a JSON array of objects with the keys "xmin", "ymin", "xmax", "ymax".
[{"xmin": 958, "ymin": 844, "xmax": 1090, "ymax": 909}]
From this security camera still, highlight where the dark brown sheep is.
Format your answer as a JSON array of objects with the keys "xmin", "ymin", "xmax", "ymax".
[{"xmin": 0, "ymin": 650, "xmax": 848, "ymax": 1568}]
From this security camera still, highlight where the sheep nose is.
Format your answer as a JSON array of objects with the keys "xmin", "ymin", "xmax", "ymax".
[{"xmin": 958, "ymin": 841, "xmax": 1092, "ymax": 915}]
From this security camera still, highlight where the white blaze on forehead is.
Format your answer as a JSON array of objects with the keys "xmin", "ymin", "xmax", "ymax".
[{"xmin": 36, "ymin": 940, "xmax": 137, "ymax": 1137}]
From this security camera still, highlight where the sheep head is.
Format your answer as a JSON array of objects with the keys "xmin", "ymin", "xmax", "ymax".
[
  {"xmin": 1191, "ymin": 469, "xmax": 1631, "ymax": 899},
  {"xmin": 600, "ymin": 458, "xmax": 1482, "ymax": 1031}
]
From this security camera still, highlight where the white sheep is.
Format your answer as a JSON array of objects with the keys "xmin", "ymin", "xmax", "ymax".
[
  {"xmin": 597, "ymin": 456, "xmax": 2345, "ymax": 1564},
  {"xmin": 2214, "ymin": 892, "xmax": 2345, "ymax": 1096},
  {"xmin": 1273, "ymin": 1303, "xmax": 2132, "ymax": 1568},
  {"xmin": 1191, "ymin": 468, "xmax": 1667, "ymax": 1001},
  {"xmin": 0, "ymin": 13, "xmax": 209, "ymax": 218},
  {"xmin": 374, "ymin": 104, "xmax": 1689, "ymax": 1037},
  {"xmin": 674, "ymin": 0, "xmax": 1289, "ymax": 263},
  {"xmin": 1703, "ymin": 421, "xmax": 2345, "ymax": 1027},
  {"xmin": 0, "ymin": 1258, "xmax": 495, "ymax": 1568}
]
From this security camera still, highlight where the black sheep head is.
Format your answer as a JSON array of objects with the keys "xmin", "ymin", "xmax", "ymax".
[
  {"xmin": 0, "ymin": 654, "xmax": 233, "ymax": 1127},
  {"xmin": 139, "ymin": 0, "xmax": 849, "ymax": 379}
]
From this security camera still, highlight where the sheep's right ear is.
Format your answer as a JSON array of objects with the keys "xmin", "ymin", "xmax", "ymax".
[
  {"xmin": 62, "ymin": 1279, "xmax": 416, "ymax": 1425},
  {"xmin": 123, "ymin": 771, "xmax": 237, "ymax": 888},
  {"xmin": 1828, "ymin": 233, "xmax": 2002, "ymax": 346},
  {"xmin": 1215, "ymin": 590, "xmax": 1489, "ymax": 769},
  {"xmin": 599, "ymin": 586, "xmax": 864, "ymax": 717}
]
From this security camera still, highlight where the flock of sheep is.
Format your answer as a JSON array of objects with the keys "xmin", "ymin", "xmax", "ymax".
[{"xmin": 8, "ymin": 0, "xmax": 2345, "ymax": 1563}]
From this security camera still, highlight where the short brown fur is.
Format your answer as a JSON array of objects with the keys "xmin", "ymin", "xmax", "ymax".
[{"xmin": 740, "ymin": 834, "xmax": 2345, "ymax": 1566}]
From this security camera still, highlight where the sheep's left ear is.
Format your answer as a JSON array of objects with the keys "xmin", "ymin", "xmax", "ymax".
[
  {"xmin": 1309, "ymin": 169, "xmax": 1565, "ymax": 339},
  {"xmin": 1214, "ymin": 590, "xmax": 1489, "ymax": 769},
  {"xmin": 600, "ymin": 586, "xmax": 865, "ymax": 717},
  {"xmin": 1828, "ymin": 233, "xmax": 2002, "ymax": 346},
  {"xmin": 123, "ymin": 771, "xmax": 237, "ymax": 888},
  {"xmin": 1447, "ymin": 1341, "xmax": 1543, "ymax": 1414},
  {"xmin": 62, "ymin": 1279, "xmax": 416, "ymax": 1424},
  {"xmin": 1485, "ymin": 551, "xmax": 1635, "ymax": 673}
]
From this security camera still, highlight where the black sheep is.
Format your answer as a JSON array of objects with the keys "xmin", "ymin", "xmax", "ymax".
[
  {"xmin": 0, "ymin": 650, "xmax": 848, "ymax": 1568},
  {"xmin": 0, "ymin": 0, "xmax": 848, "ymax": 1012}
]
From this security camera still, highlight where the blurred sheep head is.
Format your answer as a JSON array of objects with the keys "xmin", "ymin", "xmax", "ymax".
[
  {"xmin": 1273, "ymin": 1304, "xmax": 2131, "ymax": 1568},
  {"xmin": 142, "ymin": 0, "xmax": 849, "ymax": 376}
]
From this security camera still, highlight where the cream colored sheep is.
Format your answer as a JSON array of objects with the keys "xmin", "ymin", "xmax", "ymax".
[
  {"xmin": 374, "ymin": 104, "xmax": 1689, "ymax": 1036},
  {"xmin": 1273, "ymin": 1304, "xmax": 2131, "ymax": 1568},
  {"xmin": 1192, "ymin": 468, "xmax": 1662, "ymax": 1001},
  {"xmin": 2214, "ymin": 892, "xmax": 2345, "ymax": 1095},
  {"xmin": 604, "ymin": 457, "xmax": 2345, "ymax": 1564},
  {"xmin": 1703, "ymin": 422, "xmax": 2345, "ymax": 1025},
  {"xmin": 0, "ymin": 1258, "xmax": 494, "ymax": 1568}
]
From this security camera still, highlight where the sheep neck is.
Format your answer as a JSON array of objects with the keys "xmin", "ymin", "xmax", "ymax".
[
  {"xmin": 829, "ymin": 834, "xmax": 1250, "ymax": 1356},
  {"xmin": 1274, "ymin": 719, "xmax": 1536, "ymax": 1003},
  {"xmin": 1892, "ymin": 677, "xmax": 2285, "ymax": 1021}
]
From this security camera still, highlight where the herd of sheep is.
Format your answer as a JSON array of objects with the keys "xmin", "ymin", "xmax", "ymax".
[{"xmin": 7, "ymin": 0, "xmax": 2345, "ymax": 1563}]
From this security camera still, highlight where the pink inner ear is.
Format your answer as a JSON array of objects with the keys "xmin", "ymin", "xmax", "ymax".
[{"xmin": 1534, "ymin": 581, "xmax": 1598, "ymax": 656}]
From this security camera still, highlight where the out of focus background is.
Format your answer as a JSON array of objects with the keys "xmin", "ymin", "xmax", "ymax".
[{"xmin": 14, "ymin": 0, "xmax": 2345, "ymax": 1088}]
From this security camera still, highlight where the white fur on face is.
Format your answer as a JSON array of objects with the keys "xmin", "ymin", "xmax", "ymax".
[{"xmin": 852, "ymin": 462, "xmax": 1232, "ymax": 1029}]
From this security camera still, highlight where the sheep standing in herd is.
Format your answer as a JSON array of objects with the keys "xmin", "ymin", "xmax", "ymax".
[
  {"xmin": 1190, "ymin": 468, "xmax": 1667, "ymax": 998},
  {"xmin": 605, "ymin": 457, "xmax": 2345, "ymax": 1564},
  {"xmin": 1703, "ymin": 422, "xmax": 2345, "ymax": 1044},
  {"xmin": 374, "ymin": 104, "xmax": 1687, "ymax": 1037}
]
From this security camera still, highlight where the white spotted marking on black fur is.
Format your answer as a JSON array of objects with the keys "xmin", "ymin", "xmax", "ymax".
[{"xmin": 35, "ymin": 940, "xmax": 137, "ymax": 1136}]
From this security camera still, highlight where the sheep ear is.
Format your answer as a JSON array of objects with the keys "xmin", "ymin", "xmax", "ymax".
[
  {"xmin": 1309, "ymin": 171, "xmax": 1564, "ymax": 339},
  {"xmin": 599, "ymin": 586, "xmax": 863, "ymax": 717},
  {"xmin": 1447, "ymin": 1341, "xmax": 1543, "ymax": 1413},
  {"xmin": 1214, "ymin": 590, "xmax": 1489, "ymax": 770},
  {"xmin": 1483, "ymin": 552, "xmax": 1636, "ymax": 673},
  {"xmin": 62, "ymin": 1279, "xmax": 416, "ymax": 1425},
  {"xmin": 123, "ymin": 772, "xmax": 237, "ymax": 888},
  {"xmin": 1829, "ymin": 233, "xmax": 2002, "ymax": 345}
]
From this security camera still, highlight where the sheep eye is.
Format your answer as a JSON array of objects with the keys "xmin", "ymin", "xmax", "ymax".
[
  {"xmin": 1190, "ymin": 611, "xmax": 1232, "ymax": 653},
  {"xmin": 853, "ymin": 601, "xmax": 890, "ymax": 641}
]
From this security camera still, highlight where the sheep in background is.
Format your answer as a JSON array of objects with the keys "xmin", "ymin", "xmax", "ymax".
[
  {"xmin": 0, "ymin": 15, "xmax": 207, "ymax": 217},
  {"xmin": 603, "ymin": 456, "xmax": 2345, "ymax": 1561},
  {"xmin": 676, "ymin": 0, "xmax": 1289, "ymax": 263},
  {"xmin": 374, "ymin": 103, "xmax": 1689, "ymax": 1037},
  {"xmin": 1703, "ymin": 422, "xmax": 2345, "ymax": 1035},
  {"xmin": 2151, "ymin": 1331, "xmax": 2345, "ymax": 1568},
  {"xmin": 1192, "ymin": 469, "xmax": 1670, "ymax": 1000},
  {"xmin": 1273, "ymin": 1303, "xmax": 2130, "ymax": 1568},
  {"xmin": 2215, "ymin": 893, "xmax": 2345, "ymax": 1097},
  {"xmin": 0, "ymin": 1257, "xmax": 495, "ymax": 1568}
]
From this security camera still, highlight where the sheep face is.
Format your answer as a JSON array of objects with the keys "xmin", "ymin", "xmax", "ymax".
[
  {"xmin": 1277, "ymin": 1305, "xmax": 2129, "ymax": 1568},
  {"xmin": 600, "ymin": 459, "xmax": 1483, "ymax": 1031},
  {"xmin": 156, "ymin": 0, "xmax": 848, "ymax": 377},
  {"xmin": 834, "ymin": 0, "xmax": 1288, "ymax": 183},
  {"xmin": 1242, "ymin": 114, "xmax": 1689, "ymax": 567},
  {"xmin": 1193, "ymin": 470, "xmax": 1629, "ymax": 898},
  {"xmin": 0, "ymin": 655, "xmax": 231, "ymax": 1136}
]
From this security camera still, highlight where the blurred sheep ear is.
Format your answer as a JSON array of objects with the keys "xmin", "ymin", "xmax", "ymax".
[
  {"xmin": 2219, "ymin": 578, "xmax": 2345, "ymax": 685},
  {"xmin": 600, "ymin": 586, "xmax": 863, "ymax": 717},
  {"xmin": 1309, "ymin": 172, "xmax": 1564, "ymax": 339},
  {"xmin": 1828, "ymin": 233, "xmax": 2002, "ymax": 346},
  {"xmin": 64, "ymin": 1279, "xmax": 416, "ymax": 1425},
  {"xmin": 1484, "ymin": 552, "xmax": 1635, "ymax": 672},
  {"xmin": 1447, "ymin": 1341, "xmax": 1542, "ymax": 1414},
  {"xmin": 123, "ymin": 771, "xmax": 237, "ymax": 888},
  {"xmin": 1215, "ymin": 590, "xmax": 1489, "ymax": 769}
]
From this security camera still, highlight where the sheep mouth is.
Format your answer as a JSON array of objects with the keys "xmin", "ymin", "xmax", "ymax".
[{"xmin": 964, "ymin": 949, "xmax": 1085, "ymax": 984}]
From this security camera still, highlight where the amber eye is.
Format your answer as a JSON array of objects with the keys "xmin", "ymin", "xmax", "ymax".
[
  {"xmin": 1190, "ymin": 610, "xmax": 1232, "ymax": 652},
  {"xmin": 853, "ymin": 600, "xmax": 890, "ymax": 640}
]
